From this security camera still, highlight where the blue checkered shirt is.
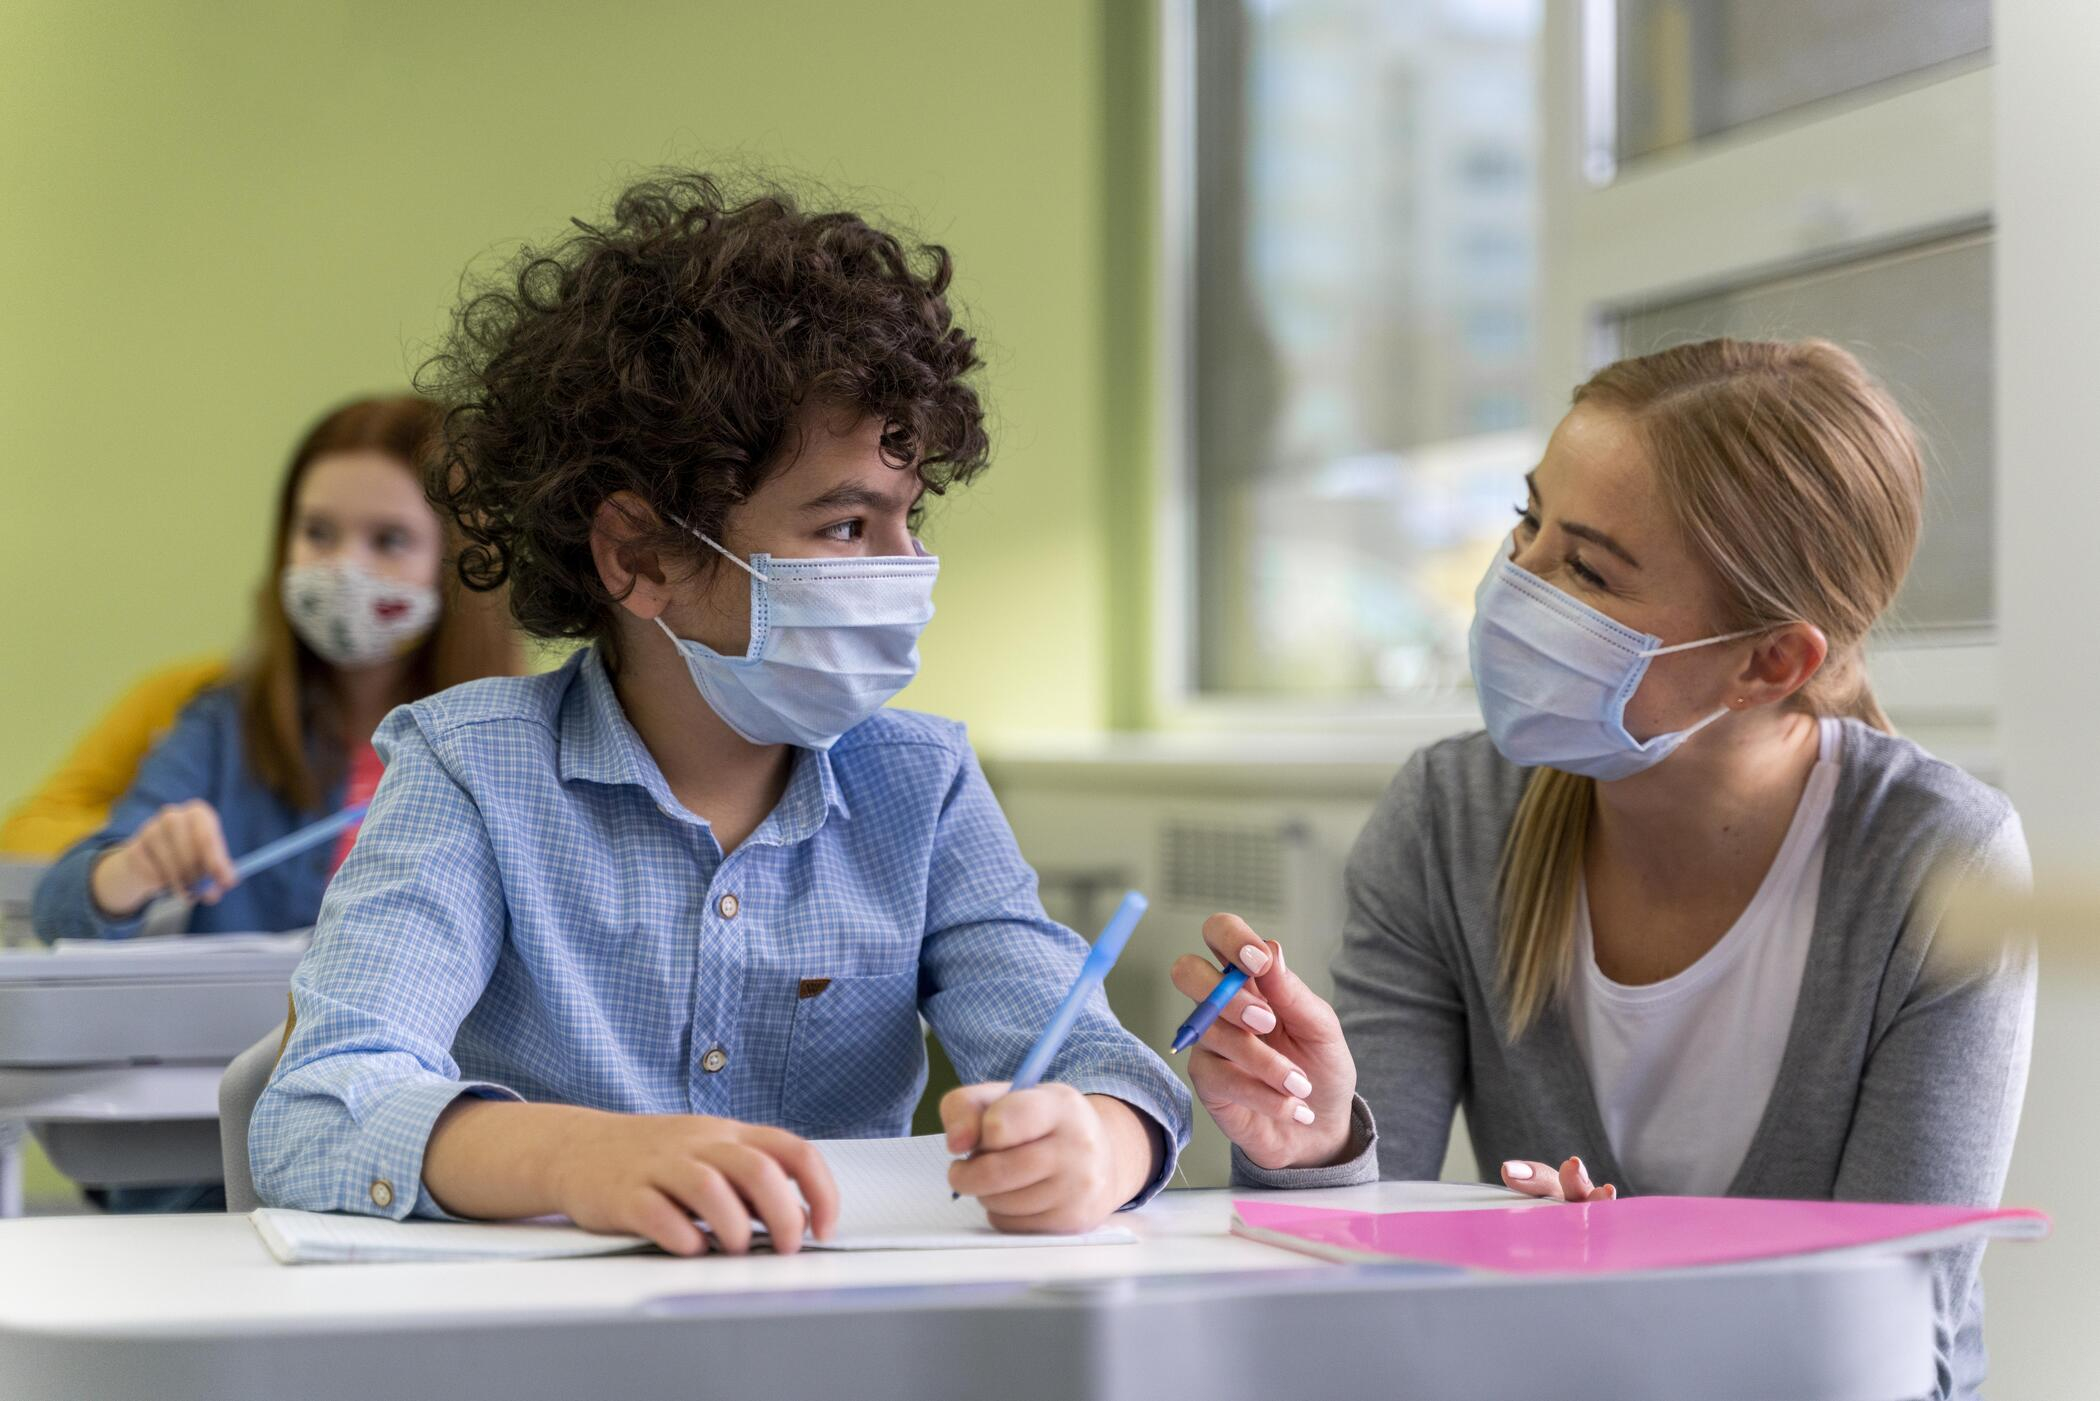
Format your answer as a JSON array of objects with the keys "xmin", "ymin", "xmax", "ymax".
[{"xmin": 251, "ymin": 647, "xmax": 1190, "ymax": 1218}]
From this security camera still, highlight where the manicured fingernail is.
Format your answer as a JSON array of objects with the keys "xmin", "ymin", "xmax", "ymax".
[
  {"xmin": 1243, "ymin": 1004, "xmax": 1277, "ymax": 1034},
  {"xmin": 1238, "ymin": 944, "xmax": 1272, "ymax": 975},
  {"xmin": 1283, "ymin": 1070, "xmax": 1312, "ymax": 1098},
  {"xmin": 1503, "ymin": 1160, "xmax": 1533, "ymax": 1181},
  {"xmin": 1291, "ymin": 1103, "xmax": 1316, "ymax": 1125}
]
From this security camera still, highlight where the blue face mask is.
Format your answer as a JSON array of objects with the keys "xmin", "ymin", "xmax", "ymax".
[
  {"xmin": 1468, "ymin": 535, "xmax": 1761, "ymax": 781},
  {"xmin": 655, "ymin": 531, "xmax": 938, "ymax": 750}
]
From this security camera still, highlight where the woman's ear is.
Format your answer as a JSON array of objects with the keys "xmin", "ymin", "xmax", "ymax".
[
  {"xmin": 590, "ymin": 493, "xmax": 674, "ymax": 622},
  {"xmin": 1737, "ymin": 623, "xmax": 1829, "ymax": 708}
]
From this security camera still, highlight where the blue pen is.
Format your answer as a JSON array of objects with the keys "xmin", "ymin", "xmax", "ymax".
[
  {"xmin": 952, "ymin": 890, "xmax": 1149, "ymax": 1197},
  {"xmin": 1170, "ymin": 964, "xmax": 1249, "ymax": 1055},
  {"xmin": 187, "ymin": 802, "xmax": 369, "ymax": 899}
]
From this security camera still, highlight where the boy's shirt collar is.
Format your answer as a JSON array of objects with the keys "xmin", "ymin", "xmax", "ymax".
[{"xmin": 557, "ymin": 645, "xmax": 849, "ymax": 844}]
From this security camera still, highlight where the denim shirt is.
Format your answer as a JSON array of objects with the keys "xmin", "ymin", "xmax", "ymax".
[
  {"xmin": 33, "ymin": 685, "xmax": 346, "ymax": 941},
  {"xmin": 252, "ymin": 647, "xmax": 1191, "ymax": 1218}
]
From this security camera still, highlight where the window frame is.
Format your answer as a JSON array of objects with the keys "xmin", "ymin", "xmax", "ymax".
[{"xmin": 1152, "ymin": 0, "xmax": 1999, "ymax": 740}]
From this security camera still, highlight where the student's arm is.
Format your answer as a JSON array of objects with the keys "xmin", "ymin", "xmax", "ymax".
[
  {"xmin": 30, "ymin": 689, "xmax": 235, "ymax": 941},
  {"xmin": 249, "ymin": 708, "xmax": 519, "ymax": 1217},
  {"xmin": 916, "ymin": 743, "xmax": 1193, "ymax": 1228},
  {"xmin": 1831, "ymin": 813, "xmax": 2036, "ymax": 1401},
  {"xmin": 250, "ymin": 709, "xmax": 839, "ymax": 1255}
]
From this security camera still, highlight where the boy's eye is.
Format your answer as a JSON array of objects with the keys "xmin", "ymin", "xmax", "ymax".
[
  {"xmin": 374, "ymin": 527, "xmax": 411, "ymax": 554},
  {"xmin": 302, "ymin": 520, "xmax": 335, "ymax": 545},
  {"xmin": 819, "ymin": 519, "xmax": 864, "ymax": 542}
]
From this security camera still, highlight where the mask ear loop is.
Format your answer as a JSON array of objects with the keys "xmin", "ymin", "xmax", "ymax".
[
  {"xmin": 691, "ymin": 531, "xmax": 770, "ymax": 584},
  {"xmin": 1635, "ymin": 626, "xmax": 1771, "ymax": 743},
  {"xmin": 664, "ymin": 510, "xmax": 772, "ymax": 583},
  {"xmin": 1638, "ymin": 625, "xmax": 1767, "ymax": 659}
]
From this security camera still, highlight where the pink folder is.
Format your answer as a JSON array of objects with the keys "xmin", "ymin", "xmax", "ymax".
[{"xmin": 1231, "ymin": 1196, "xmax": 2048, "ymax": 1275}]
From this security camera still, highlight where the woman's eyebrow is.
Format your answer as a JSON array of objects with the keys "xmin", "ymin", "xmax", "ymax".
[{"xmin": 1526, "ymin": 472, "xmax": 1642, "ymax": 569}]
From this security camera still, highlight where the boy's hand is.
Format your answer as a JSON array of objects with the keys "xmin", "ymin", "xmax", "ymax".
[
  {"xmin": 941, "ymin": 1082, "xmax": 1149, "ymax": 1234},
  {"xmin": 541, "ymin": 1111, "xmax": 840, "ymax": 1256}
]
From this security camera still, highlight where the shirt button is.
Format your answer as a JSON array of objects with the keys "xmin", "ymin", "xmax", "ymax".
[
  {"xmin": 717, "ymin": 893, "xmax": 740, "ymax": 920},
  {"xmin": 369, "ymin": 1179, "xmax": 395, "ymax": 1209},
  {"xmin": 701, "ymin": 1046, "xmax": 729, "ymax": 1074}
]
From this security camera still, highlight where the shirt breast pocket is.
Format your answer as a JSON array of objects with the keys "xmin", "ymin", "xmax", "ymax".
[{"xmin": 779, "ymin": 969, "xmax": 927, "ymax": 1136}]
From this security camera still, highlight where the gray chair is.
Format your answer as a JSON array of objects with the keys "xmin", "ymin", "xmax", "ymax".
[{"xmin": 218, "ymin": 1022, "xmax": 285, "ymax": 1212}]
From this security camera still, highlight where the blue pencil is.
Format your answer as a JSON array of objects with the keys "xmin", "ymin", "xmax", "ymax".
[
  {"xmin": 1170, "ymin": 965, "xmax": 1249, "ymax": 1055},
  {"xmin": 187, "ymin": 802, "xmax": 369, "ymax": 899},
  {"xmin": 953, "ymin": 890, "xmax": 1149, "ymax": 1197}
]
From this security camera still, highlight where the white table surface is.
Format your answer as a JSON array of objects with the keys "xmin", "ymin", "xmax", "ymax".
[{"xmin": 0, "ymin": 1179, "xmax": 1940, "ymax": 1401}]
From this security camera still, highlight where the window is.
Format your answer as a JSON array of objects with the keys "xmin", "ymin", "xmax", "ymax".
[
  {"xmin": 1599, "ymin": 0, "xmax": 1989, "ymax": 174},
  {"xmin": 1609, "ymin": 229, "xmax": 1993, "ymax": 635},
  {"xmin": 1181, "ymin": 0, "xmax": 1545, "ymax": 702}
]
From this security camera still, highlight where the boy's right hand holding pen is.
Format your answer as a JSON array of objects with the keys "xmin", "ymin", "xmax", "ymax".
[{"xmin": 1169, "ymin": 913, "xmax": 1359, "ymax": 1171}]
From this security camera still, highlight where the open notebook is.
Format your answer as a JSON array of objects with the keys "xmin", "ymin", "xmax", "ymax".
[
  {"xmin": 253, "ymin": 1134, "xmax": 1136, "ymax": 1264},
  {"xmin": 1231, "ymin": 1196, "xmax": 2049, "ymax": 1275}
]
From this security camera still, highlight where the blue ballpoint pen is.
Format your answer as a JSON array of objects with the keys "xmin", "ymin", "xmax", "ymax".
[
  {"xmin": 1169, "ymin": 964, "xmax": 1249, "ymax": 1055},
  {"xmin": 952, "ymin": 890, "xmax": 1149, "ymax": 1197},
  {"xmin": 187, "ymin": 802, "xmax": 370, "ymax": 900}
]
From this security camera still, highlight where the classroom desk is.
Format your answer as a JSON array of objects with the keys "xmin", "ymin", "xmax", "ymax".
[
  {"xmin": 0, "ymin": 1180, "xmax": 1936, "ymax": 1401},
  {"xmin": 0, "ymin": 935, "xmax": 303, "ymax": 1211}
]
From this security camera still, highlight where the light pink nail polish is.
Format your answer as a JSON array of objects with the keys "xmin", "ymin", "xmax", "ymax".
[
  {"xmin": 1503, "ymin": 1160, "xmax": 1533, "ymax": 1181},
  {"xmin": 1291, "ymin": 1103, "xmax": 1316, "ymax": 1125},
  {"xmin": 1283, "ymin": 1070, "xmax": 1312, "ymax": 1099},
  {"xmin": 1238, "ymin": 944, "xmax": 1272, "ymax": 975},
  {"xmin": 1243, "ymin": 1004, "xmax": 1277, "ymax": 1034}
]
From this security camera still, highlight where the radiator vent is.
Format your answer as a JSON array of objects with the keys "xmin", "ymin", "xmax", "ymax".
[{"xmin": 1160, "ymin": 820, "xmax": 1285, "ymax": 914}]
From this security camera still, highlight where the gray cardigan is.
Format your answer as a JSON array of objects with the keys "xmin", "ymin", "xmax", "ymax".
[{"xmin": 1235, "ymin": 724, "xmax": 2035, "ymax": 1401}]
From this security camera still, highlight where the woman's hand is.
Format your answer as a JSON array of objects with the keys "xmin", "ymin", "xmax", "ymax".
[
  {"xmin": 1500, "ymin": 1155, "xmax": 1617, "ymax": 1201},
  {"xmin": 89, "ymin": 800, "xmax": 238, "ymax": 917},
  {"xmin": 941, "ymin": 1082, "xmax": 1152, "ymax": 1234},
  {"xmin": 1170, "ymin": 913, "xmax": 1359, "ymax": 1172}
]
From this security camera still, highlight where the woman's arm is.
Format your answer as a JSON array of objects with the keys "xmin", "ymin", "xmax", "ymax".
[
  {"xmin": 1217, "ymin": 756, "xmax": 1471, "ymax": 1189},
  {"xmin": 1326, "ymin": 757, "xmax": 1471, "ymax": 1182},
  {"xmin": 30, "ymin": 689, "xmax": 231, "ymax": 940},
  {"xmin": 1832, "ymin": 812, "xmax": 2036, "ymax": 1401}
]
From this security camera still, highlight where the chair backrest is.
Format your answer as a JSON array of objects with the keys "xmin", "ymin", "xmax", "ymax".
[{"xmin": 218, "ymin": 1022, "xmax": 286, "ymax": 1212}]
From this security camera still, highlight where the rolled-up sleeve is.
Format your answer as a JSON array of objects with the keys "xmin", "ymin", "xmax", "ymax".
[
  {"xmin": 916, "ymin": 744, "xmax": 1193, "ymax": 1206},
  {"xmin": 249, "ymin": 708, "xmax": 520, "ymax": 1219}
]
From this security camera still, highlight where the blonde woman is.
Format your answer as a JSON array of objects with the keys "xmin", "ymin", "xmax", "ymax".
[{"xmin": 1175, "ymin": 340, "xmax": 2033, "ymax": 1400}]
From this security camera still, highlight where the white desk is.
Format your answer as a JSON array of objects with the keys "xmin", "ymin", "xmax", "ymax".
[
  {"xmin": 0, "ymin": 935, "xmax": 303, "ymax": 1208},
  {"xmin": 0, "ymin": 1181, "xmax": 1936, "ymax": 1401}
]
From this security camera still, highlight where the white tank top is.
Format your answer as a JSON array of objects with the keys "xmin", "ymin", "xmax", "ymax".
[{"xmin": 1566, "ymin": 717, "xmax": 1842, "ymax": 1196}]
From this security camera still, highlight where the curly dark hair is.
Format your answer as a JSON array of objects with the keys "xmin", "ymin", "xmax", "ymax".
[{"xmin": 418, "ymin": 170, "xmax": 990, "ymax": 641}]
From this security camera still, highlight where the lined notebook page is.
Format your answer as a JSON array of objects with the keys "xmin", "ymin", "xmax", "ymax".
[
  {"xmin": 251, "ymin": 1211, "xmax": 652, "ymax": 1265},
  {"xmin": 252, "ymin": 1135, "xmax": 1134, "ymax": 1264}
]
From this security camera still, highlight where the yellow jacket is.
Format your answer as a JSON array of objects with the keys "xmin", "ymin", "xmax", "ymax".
[{"xmin": 0, "ymin": 657, "xmax": 229, "ymax": 856}]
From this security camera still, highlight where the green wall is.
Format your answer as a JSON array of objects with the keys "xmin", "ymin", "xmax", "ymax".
[{"xmin": 0, "ymin": 0, "xmax": 1157, "ymax": 802}]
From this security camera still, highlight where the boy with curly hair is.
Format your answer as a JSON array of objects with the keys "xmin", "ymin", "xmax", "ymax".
[{"xmin": 250, "ymin": 174, "xmax": 1193, "ymax": 1251}]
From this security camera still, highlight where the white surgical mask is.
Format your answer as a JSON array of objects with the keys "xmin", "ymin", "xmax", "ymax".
[
  {"xmin": 280, "ymin": 561, "xmax": 440, "ymax": 668},
  {"xmin": 655, "ymin": 530, "xmax": 938, "ymax": 750},
  {"xmin": 1468, "ymin": 536, "xmax": 1761, "ymax": 781}
]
